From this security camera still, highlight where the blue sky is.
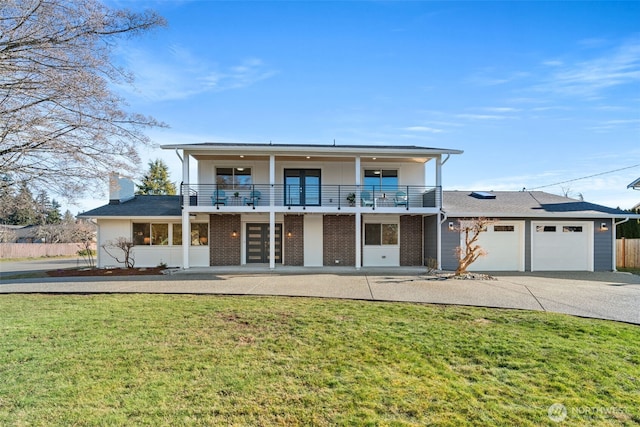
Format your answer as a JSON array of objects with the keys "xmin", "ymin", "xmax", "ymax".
[{"xmin": 80, "ymin": 0, "xmax": 639, "ymax": 213}]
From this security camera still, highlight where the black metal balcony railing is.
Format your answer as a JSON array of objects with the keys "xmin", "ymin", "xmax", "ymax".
[{"xmin": 180, "ymin": 184, "xmax": 441, "ymax": 209}]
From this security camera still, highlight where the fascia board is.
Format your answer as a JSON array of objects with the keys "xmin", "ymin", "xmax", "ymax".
[
  {"xmin": 77, "ymin": 215, "xmax": 183, "ymax": 220},
  {"xmin": 161, "ymin": 144, "xmax": 463, "ymax": 157},
  {"xmin": 442, "ymin": 211, "xmax": 640, "ymax": 219}
]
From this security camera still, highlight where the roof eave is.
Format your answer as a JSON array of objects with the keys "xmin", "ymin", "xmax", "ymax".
[
  {"xmin": 442, "ymin": 211, "xmax": 640, "ymax": 219},
  {"xmin": 161, "ymin": 143, "xmax": 464, "ymax": 157}
]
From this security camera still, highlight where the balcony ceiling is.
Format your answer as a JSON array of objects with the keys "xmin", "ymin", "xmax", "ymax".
[
  {"xmin": 190, "ymin": 154, "xmax": 432, "ymax": 163},
  {"xmin": 163, "ymin": 142, "xmax": 463, "ymax": 163}
]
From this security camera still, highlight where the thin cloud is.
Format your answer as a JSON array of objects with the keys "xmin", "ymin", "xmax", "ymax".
[
  {"xmin": 538, "ymin": 38, "xmax": 640, "ymax": 98},
  {"xmin": 456, "ymin": 113, "xmax": 514, "ymax": 120},
  {"xmin": 403, "ymin": 126, "xmax": 444, "ymax": 133},
  {"xmin": 119, "ymin": 46, "xmax": 277, "ymax": 101}
]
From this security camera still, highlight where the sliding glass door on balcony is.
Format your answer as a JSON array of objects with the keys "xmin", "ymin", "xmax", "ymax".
[{"xmin": 284, "ymin": 169, "xmax": 321, "ymax": 206}]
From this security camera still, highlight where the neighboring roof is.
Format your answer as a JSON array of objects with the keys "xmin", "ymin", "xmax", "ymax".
[
  {"xmin": 78, "ymin": 195, "xmax": 181, "ymax": 219},
  {"xmin": 628, "ymin": 177, "xmax": 640, "ymax": 189},
  {"xmin": 443, "ymin": 191, "xmax": 640, "ymax": 219},
  {"xmin": 161, "ymin": 142, "xmax": 464, "ymax": 157}
]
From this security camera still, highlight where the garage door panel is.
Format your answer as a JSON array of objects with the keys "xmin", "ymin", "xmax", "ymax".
[
  {"xmin": 467, "ymin": 222, "xmax": 524, "ymax": 271},
  {"xmin": 531, "ymin": 222, "xmax": 593, "ymax": 271}
]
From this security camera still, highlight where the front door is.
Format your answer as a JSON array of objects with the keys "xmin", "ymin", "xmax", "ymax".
[
  {"xmin": 246, "ymin": 223, "xmax": 282, "ymax": 263},
  {"xmin": 284, "ymin": 169, "xmax": 321, "ymax": 206}
]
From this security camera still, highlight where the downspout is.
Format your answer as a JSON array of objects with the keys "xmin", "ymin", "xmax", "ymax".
[{"xmin": 612, "ymin": 217, "xmax": 630, "ymax": 272}]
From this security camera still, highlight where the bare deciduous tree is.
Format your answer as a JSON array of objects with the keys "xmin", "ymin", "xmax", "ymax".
[
  {"xmin": 0, "ymin": 0, "xmax": 167, "ymax": 199},
  {"xmin": 453, "ymin": 217, "xmax": 494, "ymax": 276},
  {"xmin": 102, "ymin": 237, "xmax": 135, "ymax": 268}
]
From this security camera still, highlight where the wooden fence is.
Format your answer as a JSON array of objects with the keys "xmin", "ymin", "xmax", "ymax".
[
  {"xmin": 617, "ymin": 238, "xmax": 640, "ymax": 269},
  {"xmin": 0, "ymin": 243, "xmax": 96, "ymax": 259}
]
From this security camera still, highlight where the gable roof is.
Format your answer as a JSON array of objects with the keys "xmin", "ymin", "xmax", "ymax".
[
  {"xmin": 628, "ymin": 177, "xmax": 640, "ymax": 189},
  {"xmin": 443, "ymin": 191, "xmax": 639, "ymax": 219},
  {"xmin": 77, "ymin": 195, "xmax": 181, "ymax": 219}
]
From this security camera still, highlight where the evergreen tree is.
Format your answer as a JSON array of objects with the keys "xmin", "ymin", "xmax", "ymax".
[
  {"xmin": 47, "ymin": 200, "xmax": 63, "ymax": 224},
  {"xmin": 136, "ymin": 159, "xmax": 177, "ymax": 195},
  {"xmin": 8, "ymin": 184, "xmax": 37, "ymax": 225}
]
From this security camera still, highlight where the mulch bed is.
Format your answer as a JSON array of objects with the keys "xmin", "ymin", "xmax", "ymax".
[{"xmin": 46, "ymin": 267, "xmax": 166, "ymax": 277}]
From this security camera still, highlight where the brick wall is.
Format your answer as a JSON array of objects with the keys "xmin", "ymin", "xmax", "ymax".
[
  {"xmin": 323, "ymin": 215, "xmax": 355, "ymax": 266},
  {"xmin": 400, "ymin": 215, "xmax": 423, "ymax": 266},
  {"xmin": 209, "ymin": 214, "xmax": 241, "ymax": 266},
  {"xmin": 284, "ymin": 215, "xmax": 304, "ymax": 266}
]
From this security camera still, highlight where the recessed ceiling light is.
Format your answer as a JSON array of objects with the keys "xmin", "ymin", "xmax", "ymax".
[
  {"xmin": 372, "ymin": 157, "xmax": 377, "ymax": 160},
  {"xmin": 240, "ymin": 155, "xmax": 244, "ymax": 158},
  {"xmin": 306, "ymin": 156, "xmax": 311, "ymax": 159}
]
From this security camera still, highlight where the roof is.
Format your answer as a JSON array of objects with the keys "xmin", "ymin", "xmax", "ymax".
[
  {"xmin": 443, "ymin": 191, "xmax": 640, "ymax": 219},
  {"xmin": 161, "ymin": 142, "xmax": 464, "ymax": 157},
  {"xmin": 628, "ymin": 177, "xmax": 640, "ymax": 189},
  {"xmin": 77, "ymin": 195, "xmax": 181, "ymax": 219}
]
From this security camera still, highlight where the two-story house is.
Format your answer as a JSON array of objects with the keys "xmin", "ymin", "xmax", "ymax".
[
  {"xmin": 80, "ymin": 142, "xmax": 639, "ymax": 272},
  {"xmin": 83, "ymin": 143, "xmax": 462, "ymax": 270}
]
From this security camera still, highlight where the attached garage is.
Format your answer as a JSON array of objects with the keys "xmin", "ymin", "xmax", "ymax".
[
  {"xmin": 531, "ymin": 221, "xmax": 593, "ymax": 271},
  {"xmin": 466, "ymin": 221, "xmax": 525, "ymax": 271}
]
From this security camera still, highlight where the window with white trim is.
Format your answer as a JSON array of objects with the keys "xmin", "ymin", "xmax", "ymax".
[
  {"xmin": 364, "ymin": 223, "xmax": 398, "ymax": 246},
  {"xmin": 133, "ymin": 223, "xmax": 208, "ymax": 246},
  {"xmin": 216, "ymin": 167, "xmax": 252, "ymax": 190}
]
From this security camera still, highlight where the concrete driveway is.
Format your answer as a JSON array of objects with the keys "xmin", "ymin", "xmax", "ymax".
[{"xmin": 0, "ymin": 265, "xmax": 639, "ymax": 325}]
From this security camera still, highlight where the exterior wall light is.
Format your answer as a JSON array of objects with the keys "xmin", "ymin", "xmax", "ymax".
[
  {"xmin": 448, "ymin": 222, "xmax": 455, "ymax": 231},
  {"xmin": 232, "ymin": 230, "xmax": 238, "ymax": 238},
  {"xmin": 287, "ymin": 230, "xmax": 292, "ymax": 238},
  {"xmin": 600, "ymin": 222, "xmax": 608, "ymax": 231}
]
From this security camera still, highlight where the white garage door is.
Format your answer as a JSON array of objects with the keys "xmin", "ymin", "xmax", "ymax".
[
  {"xmin": 466, "ymin": 221, "xmax": 524, "ymax": 271},
  {"xmin": 531, "ymin": 221, "xmax": 593, "ymax": 271}
]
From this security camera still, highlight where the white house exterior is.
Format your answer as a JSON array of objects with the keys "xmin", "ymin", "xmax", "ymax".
[
  {"xmin": 81, "ymin": 143, "xmax": 463, "ymax": 269},
  {"xmin": 79, "ymin": 143, "xmax": 639, "ymax": 272}
]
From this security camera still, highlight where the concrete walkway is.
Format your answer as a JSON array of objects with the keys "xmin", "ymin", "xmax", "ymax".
[{"xmin": 1, "ymin": 266, "xmax": 639, "ymax": 324}]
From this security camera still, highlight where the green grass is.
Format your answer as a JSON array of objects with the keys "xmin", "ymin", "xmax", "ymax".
[{"xmin": 1, "ymin": 295, "xmax": 638, "ymax": 426}]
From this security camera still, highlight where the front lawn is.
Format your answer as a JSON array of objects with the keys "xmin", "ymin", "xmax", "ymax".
[{"xmin": 0, "ymin": 295, "xmax": 638, "ymax": 426}]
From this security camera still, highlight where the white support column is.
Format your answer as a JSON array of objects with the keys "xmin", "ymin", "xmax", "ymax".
[
  {"xmin": 355, "ymin": 212, "xmax": 361, "ymax": 270},
  {"xmin": 436, "ymin": 212, "xmax": 442, "ymax": 270},
  {"xmin": 182, "ymin": 151, "xmax": 190, "ymax": 184},
  {"xmin": 269, "ymin": 155, "xmax": 275, "ymax": 206},
  {"xmin": 355, "ymin": 156, "xmax": 361, "ymax": 269},
  {"xmin": 269, "ymin": 155, "xmax": 276, "ymax": 270},
  {"xmin": 182, "ymin": 212, "xmax": 190, "ymax": 269},
  {"xmin": 435, "ymin": 155, "xmax": 442, "ymax": 207},
  {"xmin": 181, "ymin": 151, "xmax": 191, "ymax": 269}
]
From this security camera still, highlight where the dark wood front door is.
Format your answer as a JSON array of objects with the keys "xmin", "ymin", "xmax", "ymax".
[{"xmin": 246, "ymin": 223, "xmax": 282, "ymax": 263}]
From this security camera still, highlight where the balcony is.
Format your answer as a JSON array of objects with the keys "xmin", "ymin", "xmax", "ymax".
[{"xmin": 181, "ymin": 184, "xmax": 441, "ymax": 210}]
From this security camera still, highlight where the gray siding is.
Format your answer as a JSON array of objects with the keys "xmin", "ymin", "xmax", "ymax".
[
  {"xmin": 423, "ymin": 215, "xmax": 438, "ymax": 265},
  {"xmin": 445, "ymin": 217, "xmax": 613, "ymax": 272},
  {"xmin": 441, "ymin": 219, "xmax": 460, "ymax": 271},
  {"xmin": 594, "ymin": 218, "xmax": 613, "ymax": 271}
]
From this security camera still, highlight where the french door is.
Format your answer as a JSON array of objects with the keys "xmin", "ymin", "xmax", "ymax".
[
  {"xmin": 284, "ymin": 169, "xmax": 321, "ymax": 206},
  {"xmin": 246, "ymin": 223, "xmax": 282, "ymax": 263}
]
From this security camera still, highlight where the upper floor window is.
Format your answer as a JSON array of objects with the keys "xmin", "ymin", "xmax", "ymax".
[
  {"xmin": 216, "ymin": 167, "xmax": 252, "ymax": 190},
  {"xmin": 364, "ymin": 169, "xmax": 398, "ymax": 193}
]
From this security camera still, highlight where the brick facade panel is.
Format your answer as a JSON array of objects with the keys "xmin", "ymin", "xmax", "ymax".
[
  {"xmin": 400, "ymin": 215, "xmax": 423, "ymax": 266},
  {"xmin": 284, "ymin": 215, "xmax": 304, "ymax": 266},
  {"xmin": 323, "ymin": 215, "xmax": 355, "ymax": 266},
  {"xmin": 209, "ymin": 214, "xmax": 241, "ymax": 266}
]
